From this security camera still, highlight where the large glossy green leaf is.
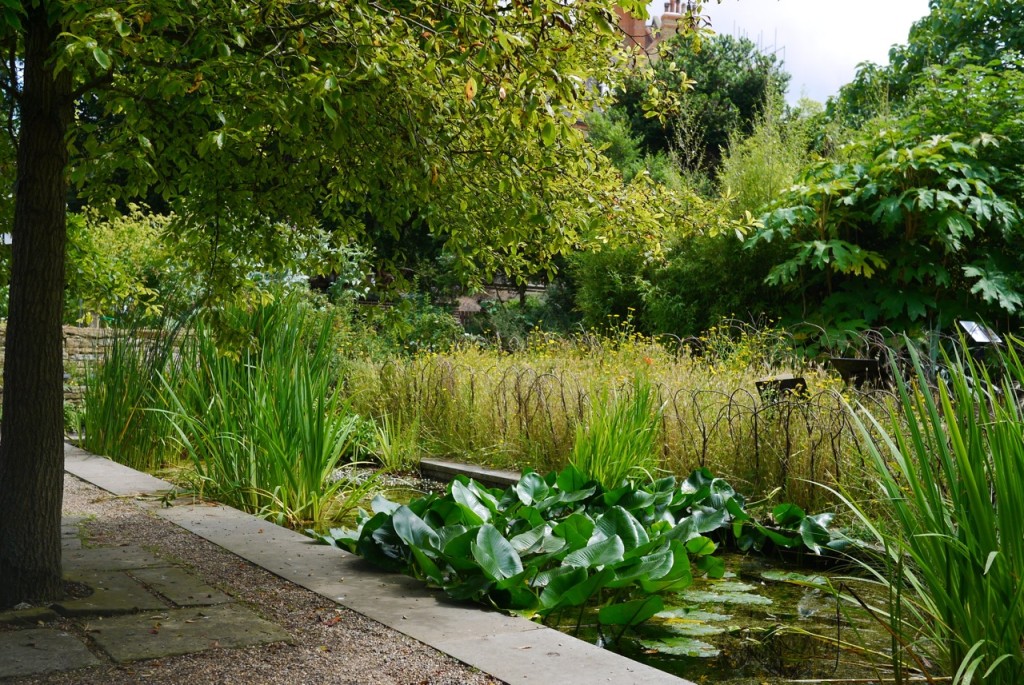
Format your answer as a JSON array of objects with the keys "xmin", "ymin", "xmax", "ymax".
[
  {"xmin": 515, "ymin": 472, "xmax": 549, "ymax": 506},
  {"xmin": 410, "ymin": 545, "xmax": 444, "ymax": 585},
  {"xmin": 685, "ymin": 535, "xmax": 717, "ymax": 557},
  {"xmin": 464, "ymin": 479, "xmax": 501, "ymax": 513},
  {"xmin": 538, "ymin": 566, "xmax": 587, "ymax": 608},
  {"xmin": 598, "ymin": 595, "xmax": 664, "ymax": 626},
  {"xmin": 552, "ymin": 512, "xmax": 595, "ymax": 550},
  {"xmin": 799, "ymin": 513, "xmax": 833, "ymax": 555},
  {"xmin": 442, "ymin": 528, "xmax": 485, "ymax": 571},
  {"xmin": 554, "ymin": 567, "xmax": 615, "ymax": 609},
  {"xmin": 451, "ymin": 480, "xmax": 490, "ymax": 524},
  {"xmin": 471, "ymin": 524, "xmax": 523, "ymax": 581},
  {"xmin": 608, "ymin": 546, "xmax": 674, "ymax": 587},
  {"xmin": 594, "ymin": 506, "xmax": 649, "ymax": 551},
  {"xmin": 772, "ymin": 502, "xmax": 806, "ymax": 527},
  {"xmin": 640, "ymin": 540, "xmax": 693, "ymax": 593},
  {"xmin": 563, "ymin": 535, "xmax": 625, "ymax": 568},
  {"xmin": 510, "ymin": 523, "xmax": 550, "ymax": 554},
  {"xmin": 696, "ymin": 555, "xmax": 725, "ymax": 579},
  {"xmin": 392, "ymin": 505, "xmax": 440, "ymax": 552},
  {"xmin": 555, "ymin": 463, "xmax": 588, "ymax": 492}
]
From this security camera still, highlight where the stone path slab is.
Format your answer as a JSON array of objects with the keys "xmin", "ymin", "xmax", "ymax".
[
  {"xmin": 87, "ymin": 603, "xmax": 292, "ymax": 663},
  {"xmin": 63, "ymin": 545, "xmax": 166, "ymax": 571},
  {"xmin": 0, "ymin": 628, "xmax": 100, "ymax": 678},
  {"xmin": 56, "ymin": 568, "xmax": 169, "ymax": 616},
  {"xmin": 129, "ymin": 566, "xmax": 235, "ymax": 607}
]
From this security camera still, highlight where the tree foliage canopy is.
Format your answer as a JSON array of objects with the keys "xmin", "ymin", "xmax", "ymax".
[
  {"xmin": 3, "ymin": 0, "xmax": 663, "ymax": 290},
  {"xmin": 0, "ymin": 0, "xmax": 685, "ymax": 607},
  {"xmin": 616, "ymin": 32, "xmax": 789, "ymax": 174}
]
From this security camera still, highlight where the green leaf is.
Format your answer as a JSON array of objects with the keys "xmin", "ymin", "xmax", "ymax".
[
  {"xmin": 552, "ymin": 512, "xmax": 594, "ymax": 550},
  {"xmin": 695, "ymin": 554, "xmax": 725, "ymax": 579},
  {"xmin": 92, "ymin": 46, "xmax": 112, "ymax": 70},
  {"xmin": 451, "ymin": 480, "xmax": 491, "ymax": 523},
  {"xmin": 685, "ymin": 535, "xmax": 717, "ymax": 557},
  {"xmin": 515, "ymin": 472, "xmax": 549, "ymax": 506},
  {"xmin": 563, "ymin": 535, "xmax": 625, "ymax": 568},
  {"xmin": 471, "ymin": 524, "xmax": 523, "ymax": 581},
  {"xmin": 598, "ymin": 595, "xmax": 664, "ymax": 626},
  {"xmin": 392, "ymin": 505, "xmax": 440, "ymax": 551},
  {"xmin": 594, "ymin": 506, "xmax": 649, "ymax": 551},
  {"xmin": 798, "ymin": 514, "xmax": 833, "ymax": 555},
  {"xmin": 510, "ymin": 523, "xmax": 551, "ymax": 555},
  {"xmin": 538, "ymin": 567, "xmax": 587, "ymax": 608},
  {"xmin": 555, "ymin": 464, "xmax": 587, "ymax": 492},
  {"xmin": 541, "ymin": 121, "xmax": 555, "ymax": 146},
  {"xmin": 771, "ymin": 502, "xmax": 805, "ymax": 528}
]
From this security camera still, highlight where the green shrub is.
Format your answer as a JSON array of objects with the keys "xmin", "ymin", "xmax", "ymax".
[
  {"xmin": 363, "ymin": 293, "xmax": 466, "ymax": 356},
  {"xmin": 717, "ymin": 89, "xmax": 813, "ymax": 220}
]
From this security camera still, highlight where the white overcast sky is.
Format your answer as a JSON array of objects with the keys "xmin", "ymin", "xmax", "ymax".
[{"xmin": 647, "ymin": 0, "xmax": 933, "ymax": 104}]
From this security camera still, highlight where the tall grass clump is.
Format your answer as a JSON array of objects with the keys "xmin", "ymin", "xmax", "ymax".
[
  {"xmin": 348, "ymin": 321, "xmax": 867, "ymax": 509},
  {"xmin": 80, "ymin": 325, "xmax": 181, "ymax": 471},
  {"xmin": 845, "ymin": 339, "xmax": 1024, "ymax": 683},
  {"xmin": 163, "ymin": 293, "xmax": 365, "ymax": 528},
  {"xmin": 570, "ymin": 374, "xmax": 662, "ymax": 489}
]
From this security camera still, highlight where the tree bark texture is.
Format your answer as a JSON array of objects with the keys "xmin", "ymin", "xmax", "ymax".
[{"xmin": 0, "ymin": 5, "xmax": 73, "ymax": 607}]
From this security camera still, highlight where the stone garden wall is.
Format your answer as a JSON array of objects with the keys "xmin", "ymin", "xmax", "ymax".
[{"xmin": 0, "ymin": 325, "xmax": 120, "ymax": 402}]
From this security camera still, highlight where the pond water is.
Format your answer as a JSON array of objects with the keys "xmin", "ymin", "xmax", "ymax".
[
  {"xmin": 326, "ymin": 471, "xmax": 902, "ymax": 683},
  {"xmin": 551, "ymin": 553, "xmax": 898, "ymax": 684}
]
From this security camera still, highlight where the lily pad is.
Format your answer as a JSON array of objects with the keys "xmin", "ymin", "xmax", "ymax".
[
  {"xmin": 681, "ymin": 589, "xmax": 773, "ymax": 606},
  {"xmin": 661, "ymin": 621, "xmax": 727, "ymax": 637},
  {"xmin": 655, "ymin": 608, "xmax": 732, "ymax": 622},
  {"xmin": 705, "ymin": 580, "xmax": 757, "ymax": 593},
  {"xmin": 639, "ymin": 636, "xmax": 720, "ymax": 658},
  {"xmin": 761, "ymin": 570, "xmax": 827, "ymax": 586}
]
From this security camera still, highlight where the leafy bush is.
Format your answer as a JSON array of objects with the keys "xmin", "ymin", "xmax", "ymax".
[
  {"xmin": 717, "ymin": 89, "xmax": 813, "ymax": 220},
  {"xmin": 749, "ymin": 57, "xmax": 1024, "ymax": 333},
  {"xmin": 64, "ymin": 206, "xmax": 184, "ymax": 326},
  {"xmin": 362, "ymin": 293, "xmax": 466, "ymax": 356},
  {"xmin": 312, "ymin": 467, "xmax": 846, "ymax": 627}
]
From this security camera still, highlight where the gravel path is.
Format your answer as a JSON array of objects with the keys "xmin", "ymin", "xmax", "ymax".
[{"xmin": 9, "ymin": 474, "xmax": 501, "ymax": 685}]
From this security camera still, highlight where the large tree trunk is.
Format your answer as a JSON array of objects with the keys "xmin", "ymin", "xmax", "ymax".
[{"xmin": 0, "ymin": 5, "xmax": 72, "ymax": 608}]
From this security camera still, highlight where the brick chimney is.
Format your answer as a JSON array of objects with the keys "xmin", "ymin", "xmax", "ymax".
[
  {"xmin": 615, "ymin": 5, "xmax": 652, "ymax": 51},
  {"xmin": 660, "ymin": 0, "xmax": 682, "ymax": 41}
]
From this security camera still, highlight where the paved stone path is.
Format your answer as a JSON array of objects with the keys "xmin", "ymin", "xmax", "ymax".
[{"xmin": 0, "ymin": 520, "xmax": 290, "ymax": 679}]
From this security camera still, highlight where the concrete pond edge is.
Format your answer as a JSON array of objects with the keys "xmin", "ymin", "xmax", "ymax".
[{"xmin": 64, "ymin": 444, "xmax": 693, "ymax": 685}]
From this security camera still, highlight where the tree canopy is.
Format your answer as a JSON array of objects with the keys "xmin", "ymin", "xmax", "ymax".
[
  {"xmin": 0, "ymin": 0, "xmax": 670, "ymax": 607},
  {"xmin": 616, "ymin": 32, "xmax": 790, "ymax": 174}
]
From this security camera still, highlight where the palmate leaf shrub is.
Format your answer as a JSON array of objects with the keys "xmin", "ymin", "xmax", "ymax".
[
  {"xmin": 311, "ymin": 466, "xmax": 848, "ymax": 629},
  {"xmin": 844, "ymin": 339, "xmax": 1024, "ymax": 684}
]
